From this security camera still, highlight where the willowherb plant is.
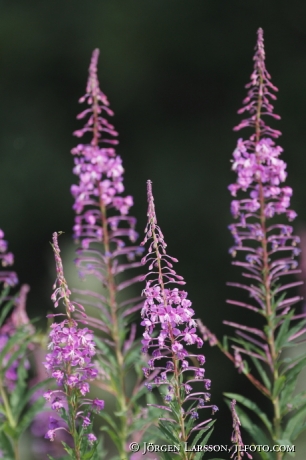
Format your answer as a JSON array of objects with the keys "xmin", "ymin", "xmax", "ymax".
[
  {"xmin": 43, "ymin": 232, "xmax": 103, "ymax": 459},
  {"xmin": 140, "ymin": 180, "xmax": 218, "ymax": 459},
  {"xmin": 200, "ymin": 28, "xmax": 306, "ymax": 458},
  {"xmin": 2, "ymin": 27, "xmax": 306, "ymax": 460},
  {"xmin": 70, "ymin": 49, "xmax": 157, "ymax": 459},
  {"xmin": 0, "ymin": 231, "xmax": 47, "ymax": 460}
]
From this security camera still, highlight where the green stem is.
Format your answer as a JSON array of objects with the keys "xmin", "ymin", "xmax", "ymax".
[
  {"xmin": 90, "ymin": 90, "xmax": 128, "ymax": 458},
  {"xmin": 150, "ymin": 217, "xmax": 189, "ymax": 460},
  {"xmin": 255, "ymin": 72, "xmax": 282, "ymax": 460},
  {"xmin": 0, "ymin": 380, "xmax": 19, "ymax": 460},
  {"xmin": 0, "ymin": 380, "xmax": 16, "ymax": 428},
  {"xmin": 99, "ymin": 193, "xmax": 128, "ymax": 460}
]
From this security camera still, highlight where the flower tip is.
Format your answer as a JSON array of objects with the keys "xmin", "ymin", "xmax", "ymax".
[{"xmin": 146, "ymin": 179, "xmax": 153, "ymax": 200}]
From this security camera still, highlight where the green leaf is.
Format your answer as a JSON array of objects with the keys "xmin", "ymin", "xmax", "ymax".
[
  {"xmin": 160, "ymin": 451, "xmax": 173, "ymax": 460},
  {"xmin": 291, "ymin": 420, "xmax": 306, "ymax": 441},
  {"xmin": 81, "ymin": 444, "xmax": 99, "ymax": 460},
  {"xmin": 130, "ymin": 384, "xmax": 148, "ymax": 404},
  {"xmin": 279, "ymin": 380, "xmax": 299, "ymax": 415},
  {"xmin": 12, "ymin": 377, "xmax": 53, "ymax": 420},
  {"xmin": 283, "ymin": 400, "xmax": 306, "ymax": 441},
  {"xmin": 2, "ymin": 346, "xmax": 28, "ymax": 381},
  {"xmin": 281, "ymin": 354, "xmax": 306, "ymax": 381},
  {"xmin": 249, "ymin": 355, "xmax": 271, "ymax": 391},
  {"xmin": 194, "ymin": 427, "xmax": 214, "ymax": 460},
  {"xmin": 62, "ymin": 441, "xmax": 75, "ymax": 457},
  {"xmin": 100, "ymin": 425, "xmax": 122, "ymax": 453},
  {"xmin": 224, "ymin": 393, "xmax": 273, "ymax": 435},
  {"xmin": 0, "ymin": 331, "xmax": 28, "ymax": 373},
  {"xmin": 192, "ymin": 420, "xmax": 215, "ymax": 446},
  {"xmin": 280, "ymin": 390, "xmax": 306, "ymax": 416},
  {"xmin": 158, "ymin": 419, "xmax": 179, "ymax": 445},
  {"xmin": 0, "ymin": 430, "xmax": 15, "ymax": 459},
  {"xmin": 99, "ymin": 409, "xmax": 120, "ymax": 432},
  {"xmin": 274, "ymin": 312, "xmax": 294, "ymax": 352},
  {"xmin": 2, "ymin": 420, "xmax": 18, "ymax": 440},
  {"xmin": 16, "ymin": 397, "xmax": 45, "ymax": 436},
  {"xmin": 0, "ymin": 294, "xmax": 15, "ymax": 328},
  {"xmin": 124, "ymin": 341, "xmax": 143, "ymax": 369},
  {"xmin": 94, "ymin": 337, "xmax": 117, "ymax": 367},
  {"xmin": 272, "ymin": 375, "xmax": 286, "ymax": 399},
  {"xmin": 275, "ymin": 314, "xmax": 306, "ymax": 353},
  {"xmin": 222, "ymin": 335, "xmax": 228, "ymax": 352},
  {"xmin": 10, "ymin": 364, "xmax": 27, "ymax": 417}
]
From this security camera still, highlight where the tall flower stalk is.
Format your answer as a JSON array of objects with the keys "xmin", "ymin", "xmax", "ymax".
[
  {"xmin": 140, "ymin": 180, "xmax": 217, "ymax": 459},
  {"xmin": 200, "ymin": 28, "xmax": 306, "ymax": 459},
  {"xmin": 43, "ymin": 232, "xmax": 102, "ymax": 459},
  {"xmin": 71, "ymin": 50, "xmax": 154, "ymax": 459}
]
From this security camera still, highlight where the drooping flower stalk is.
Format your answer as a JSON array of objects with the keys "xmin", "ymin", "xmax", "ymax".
[
  {"xmin": 200, "ymin": 29, "xmax": 306, "ymax": 458},
  {"xmin": 43, "ymin": 232, "xmax": 103, "ymax": 459},
  {"xmin": 230, "ymin": 400, "xmax": 252, "ymax": 460},
  {"xmin": 141, "ymin": 180, "xmax": 217, "ymax": 459},
  {"xmin": 70, "ymin": 50, "xmax": 151, "ymax": 459}
]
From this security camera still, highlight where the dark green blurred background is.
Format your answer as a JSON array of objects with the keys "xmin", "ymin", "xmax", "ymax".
[{"xmin": 1, "ymin": 0, "xmax": 306, "ymax": 456}]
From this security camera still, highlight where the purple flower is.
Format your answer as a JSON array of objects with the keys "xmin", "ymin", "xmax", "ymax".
[
  {"xmin": 87, "ymin": 433, "xmax": 97, "ymax": 444},
  {"xmin": 140, "ymin": 180, "xmax": 217, "ymax": 435},
  {"xmin": 92, "ymin": 398, "xmax": 104, "ymax": 412},
  {"xmin": 67, "ymin": 48, "xmax": 147, "ymax": 459},
  {"xmin": 51, "ymin": 398, "xmax": 64, "ymax": 411},
  {"xmin": 43, "ymin": 232, "xmax": 102, "ymax": 445},
  {"xmin": 227, "ymin": 29, "xmax": 302, "ymax": 319},
  {"xmin": 45, "ymin": 430, "xmax": 56, "ymax": 442},
  {"xmin": 82, "ymin": 416, "xmax": 91, "ymax": 427},
  {"xmin": 70, "ymin": 49, "xmax": 138, "ymax": 255},
  {"xmin": 49, "ymin": 417, "xmax": 60, "ymax": 430},
  {"xmin": 224, "ymin": 28, "xmax": 306, "ymax": 401},
  {"xmin": 0, "ymin": 229, "xmax": 18, "ymax": 287}
]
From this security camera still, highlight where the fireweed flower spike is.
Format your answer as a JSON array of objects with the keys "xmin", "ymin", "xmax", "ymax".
[
  {"xmin": 141, "ymin": 180, "xmax": 217, "ymax": 459},
  {"xmin": 199, "ymin": 28, "xmax": 306, "ymax": 457},
  {"xmin": 70, "ymin": 49, "xmax": 152, "ymax": 459},
  {"xmin": 43, "ymin": 232, "xmax": 102, "ymax": 459}
]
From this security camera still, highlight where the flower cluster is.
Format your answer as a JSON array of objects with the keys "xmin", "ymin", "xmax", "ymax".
[
  {"xmin": 227, "ymin": 28, "xmax": 301, "ymax": 310},
  {"xmin": 229, "ymin": 138, "xmax": 296, "ymax": 221},
  {"xmin": 0, "ymin": 229, "xmax": 18, "ymax": 287},
  {"xmin": 141, "ymin": 181, "xmax": 217, "ymax": 430},
  {"xmin": 43, "ymin": 320, "xmax": 97, "ymax": 394},
  {"xmin": 71, "ymin": 49, "xmax": 137, "ymax": 252},
  {"xmin": 229, "ymin": 28, "xmax": 296, "ymax": 223},
  {"xmin": 43, "ymin": 232, "xmax": 103, "ymax": 445}
]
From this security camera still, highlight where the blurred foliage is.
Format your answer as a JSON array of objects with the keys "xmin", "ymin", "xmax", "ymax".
[{"xmin": 1, "ymin": 0, "xmax": 306, "ymax": 456}]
